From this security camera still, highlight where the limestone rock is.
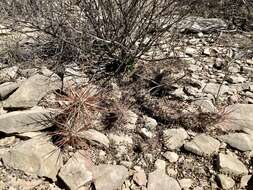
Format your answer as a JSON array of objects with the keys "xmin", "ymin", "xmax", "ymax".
[
  {"xmin": 0, "ymin": 82, "xmax": 19, "ymax": 100},
  {"xmin": 78, "ymin": 129, "xmax": 109, "ymax": 148},
  {"xmin": 0, "ymin": 108, "xmax": 54, "ymax": 134},
  {"xmin": 184, "ymin": 134, "xmax": 220, "ymax": 156},
  {"xmin": 143, "ymin": 116, "xmax": 157, "ymax": 130},
  {"xmin": 163, "ymin": 128, "xmax": 188, "ymax": 150},
  {"xmin": 179, "ymin": 178, "xmax": 194, "ymax": 190},
  {"xmin": 2, "ymin": 138, "xmax": 62, "ymax": 180},
  {"xmin": 219, "ymin": 133, "xmax": 253, "ymax": 151},
  {"xmin": 216, "ymin": 104, "xmax": 253, "ymax": 132},
  {"xmin": 178, "ymin": 16, "xmax": 227, "ymax": 33},
  {"xmin": 3, "ymin": 74, "xmax": 61, "ymax": 108},
  {"xmin": 124, "ymin": 110, "xmax": 138, "ymax": 130},
  {"xmin": 58, "ymin": 151, "xmax": 93, "ymax": 190},
  {"xmin": 163, "ymin": 151, "xmax": 179, "ymax": 163},
  {"xmin": 108, "ymin": 134, "xmax": 133, "ymax": 146},
  {"xmin": 216, "ymin": 174, "xmax": 235, "ymax": 189},
  {"xmin": 147, "ymin": 169, "xmax": 181, "ymax": 190},
  {"xmin": 203, "ymin": 83, "xmax": 231, "ymax": 96},
  {"xmin": 133, "ymin": 167, "xmax": 147, "ymax": 186},
  {"xmin": 218, "ymin": 153, "xmax": 248, "ymax": 176},
  {"xmin": 92, "ymin": 164, "xmax": 128, "ymax": 190}
]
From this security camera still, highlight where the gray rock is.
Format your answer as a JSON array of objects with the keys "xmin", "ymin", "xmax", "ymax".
[
  {"xmin": 240, "ymin": 175, "xmax": 252, "ymax": 188},
  {"xmin": 3, "ymin": 74, "xmax": 61, "ymax": 108},
  {"xmin": 133, "ymin": 167, "xmax": 147, "ymax": 186},
  {"xmin": 193, "ymin": 99, "xmax": 217, "ymax": 113},
  {"xmin": 92, "ymin": 164, "xmax": 128, "ymax": 190},
  {"xmin": 140, "ymin": 128, "xmax": 153, "ymax": 138},
  {"xmin": 179, "ymin": 178, "xmax": 194, "ymax": 189},
  {"xmin": 0, "ymin": 136, "xmax": 16, "ymax": 147},
  {"xmin": 185, "ymin": 47, "xmax": 199, "ymax": 57},
  {"xmin": 184, "ymin": 134, "xmax": 220, "ymax": 156},
  {"xmin": 58, "ymin": 151, "xmax": 93, "ymax": 190},
  {"xmin": 219, "ymin": 133, "xmax": 253, "ymax": 151},
  {"xmin": 203, "ymin": 83, "xmax": 232, "ymax": 96},
  {"xmin": 108, "ymin": 134, "xmax": 133, "ymax": 146},
  {"xmin": 217, "ymin": 104, "xmax": 253, "ymax": 132},
  {"xmin": 163, "ymin": 128, "xmax": 188, "ymax": 150},
  {"xmin": 0, "ymin": 82, "xmax": 19, "ymax": 100},
  {"xmin": 78, "ymin": 129, "xmax": 109, "ymax": 148},
  {"xmin": 218, "ymin": 153, "xmax": 248, "ymax": 176},
  {"xmin": 147, "ymin": 169, "xmax": 181, "ymax": 190},
  {"xmin": 0, "ymin": 66, "xmax": 19, "ymax": 84},
  {"xmin": 2, "ymin": 138, "xmax": 62, "ymax": 180},
  {"xmin": 226, "ymin": 75, "xmax": 246, "ymax": 84},
  {"xmin": 124, "ymin": 110, "xmax": 138, "ymax": 130},
  {"xmin": 178, "ymin": 16, "xmax": 227, "ymax": 33},
  {"xmin": 0, "ymin": 108, "xmax": 54, "ymax": 134},
  {"xmin": 143, "ymin": 116, "xmax": 157, "ymax": 130},
  {"xmin": 163, "ymin": 151, "xmax": 179, "ymax": 163},
  {"xmin": 216, "ymin": 174, "xmax": 235, "ymax": 189}
]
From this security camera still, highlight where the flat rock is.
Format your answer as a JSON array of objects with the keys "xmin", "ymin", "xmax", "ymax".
[
  {"xmin": 58, "ymin": 151, "xmax": 93, "ymax": 190},
  {"xmin": 0, "ymin": 66, "xmax": 19, "ymax": 84},
  {"xmin": 179, "ymin": 178, "xmax": 194, "ymax": 189},
  {"xmin": 193, "ymin": 99, "xmax": 217, "ymax": 113},
  {"xmin": 184, "ymin": 134, "xmax": 220, "ymax": 156},
  {"xmin": 0, "ymin": 82, "xmax": 19, "ymax": 100},
  {"xmin": 219, "ymin": 133, "xmax": 253, "ymax": 151},
  {"xmin": 3, "ymin": 74, "xmax": 61, "ymax": 108},
  {"xmin": 203, "ymin": 83, "xmax": 232, "ymax": 96},
  {"xmin": 2, "ymin": 138, "xmax": 62, "ymax": 180},
  {"xmin": 163, "ymin": 151, "xmax": 179, "ymax": 163},
  {"xmin": 0, "ymin": 108, "xmax": 54, "ymax": 134},
  {"xmin": 133, "ymin": 167, "xmax": 147, "ymax": 186},
  {"xmin": 216, "ymin": 174, "xmax": 235, "ymax": 189},
  {"xmin": 143, "ymin": 116, "xmax": 157, "ymax": 130},
  {"xmin": 178, "ymin": 16, "xmax": 227, "ymax": 33},
  {"xmin": 108, "ymin": 134, "xmax": 133, "ymax": 146},
  {"xmin": 218, "ymin": 153, "xmax": 248, "ymax": 176},
  {"xmin": 92, "ymin": 164, "xmax": 128, "ymax": 190},
  {"xmin": 163, "ymin": 128, "xmax": 188, "ymax": 150},
  {"xmin": 227, "ymin": 75, "xmax": 246, "ymax": 84},
  {"xmin": 147, "ymin": 169, "xmax": 181, "ymax": 190},
  {"xmin": 124, "ymin": 110, "xmax": 138, "ymax": 130},
  {"xmin": 78, "ymin": 129, "xmax": 109, "ymax": 148},
  {"xmin": 216, "ymin": 104, "xmax": 253, "ymax": 132}
]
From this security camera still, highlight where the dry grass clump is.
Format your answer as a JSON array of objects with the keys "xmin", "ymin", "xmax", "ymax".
[{"xmin": 48, "ymin": 85, "xmax": 104, "ymax": 150}]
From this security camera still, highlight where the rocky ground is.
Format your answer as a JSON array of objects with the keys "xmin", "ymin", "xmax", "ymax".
[{"xmin": 0, "ymin": 17, "xmax": 253, "ymax": 190}]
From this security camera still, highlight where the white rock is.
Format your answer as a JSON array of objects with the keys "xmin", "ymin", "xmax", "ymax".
[
  {"xmin": 133, "ymin": 168, "xmax": 147, "ymax": 186},
  {"xmin": 219, "ymin": 133, "xmax": 253, "ymax": 151},
  {"xmin": 108, "ymin": 134, "xmax": 133, "ymax": 146},
  {"xmin": 58, "ymin": 151, "xmax": 93, "ymax": 190},
  {"xmin": 2, "ymin": 138, "xmax": 62, "ymax": 180},
  {"xmin": 240, "ymin": 175, "xmax": 252, "ymax": 188},
  {"xmin": 147, "ymin": 169, "xmax": 180, "ymax": 190},
  {"xmin": 218, "ymin": 153, "xmax": 248, "ymax": 176},
  {"xmin": 216, "ymin": 174, "xmax": 235, "ymax": 189},
  {"xmin": 179, "ymin": 178, "xmax": 194, "ymax": 189},
  {"xmin": 78, "ymin": 129, "xmax": 109, "ymax": 148},
  {"xmin": 163, "ymin": 128, "xmax": 188, "ymax": 150},
  {"xmin": 143, "ymin": 116, "xmax": 157, "ymax": 130},
  {"xmin": 3, "ymin": 74, "xmax": 61, "ymax": 108},
  {"xmin": 92, "ymin": 164, "xmax": 128, "ymax": 190},
  {"xmin": 163, "ymin": 151, "xmax": 179, "ymax": 163},
  {"xmin": 0, "ymin": 108, "xmax": 54, "ymax": 134},
  {"xmin": 184, "ymin": 134, "xmax": 220, "ymax": 156}
]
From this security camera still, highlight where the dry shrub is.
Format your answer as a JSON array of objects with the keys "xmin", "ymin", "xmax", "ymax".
[{"xmin": 0, "ymin": 0, "xmax": 198, "ymax": 73}]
